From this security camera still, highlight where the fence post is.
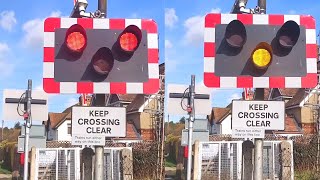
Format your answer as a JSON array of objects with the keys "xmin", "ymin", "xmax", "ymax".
[
  {"xmin": 176, "ymin": 144, "xmax": 184, "ymax": 180},
  {"xmin": 280, "ymin": 141, "xmax": 292, "ymax": 180},
  {"xmin": 82, "ymin": 147, "xmax": 94, "ymax": 180},
  {"xmin": 29, "ymin": 146, "xmax": 36, "ymax": 180},
  {"xmin": 242, "ymin": 140, "xmax": 254, "ymax": 180},
  {"xmin": 121, "ymin": 148, "xmax": 133, "ymax": 180},
  {"xmin": 192, "ymin": 140, "xmax": 199, "ymax": 180}
]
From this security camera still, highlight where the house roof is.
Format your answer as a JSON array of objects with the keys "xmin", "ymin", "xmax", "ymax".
[
  {"xmin": 272, "ymin": 115, "xmax": 302, "ymax": 134},
  {"xmin": 285, "ymin": 89, "xmax": 307, "ymax": 108},
  {"xmin": 48, "ymin": 112, "xmax": 68, "ymax": 129},
  {"xmin": 118, "ymin": 94, "xmax": 137, "ymax": 102},
  {"xmin": 264, "ymin": 89, "xmax": 271, "ymax": 100},
  {"xmin": 279, "ymin": 88, "xmax": 300, "ymax": 97},
  {"xmin": 263, "ymin": 88, "xmax": 300, "ymax": 100},
  {"xmin": 112, "ymin": 121, "xmax": 141, "ymax": 140},
  {"xmin": 126, "ymin": 94, "xmax": 146, "ymax": 113},
  {"xmin": 209, "ymin": 107, "xmax": 231, "ymax": 124}
]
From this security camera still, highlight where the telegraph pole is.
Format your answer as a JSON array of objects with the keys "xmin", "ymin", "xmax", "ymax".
[
  {"xmin": 186, "ymin": 75, "xmax": 195, "ymax": 180},
  {"xmin": 94, "ymin": 1, "xmax": 107, "ymax": 179},
  {"xmin": 253, "ymin": 1, "xmax": 266, "ymax": 180},
  {"xmin": 23, "ymin": 79, "xmax": 32, "ymax": 180}
]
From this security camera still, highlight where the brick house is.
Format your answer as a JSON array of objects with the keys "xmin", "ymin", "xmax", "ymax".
[{"xmin": 264, "ymin": 87, "xmax": 319, "ymax": 134}]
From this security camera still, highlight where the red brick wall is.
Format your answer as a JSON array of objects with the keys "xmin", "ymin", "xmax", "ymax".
[
  {"xmin": 302, "ymin": 123, "xmax": 317, "ymax": 134},
  {"xmin": 139, "ymin": 129, "xmax": 156, "ymax": 140}
]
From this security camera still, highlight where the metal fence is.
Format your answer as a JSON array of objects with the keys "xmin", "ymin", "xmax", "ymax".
[
  {"xmin": 34, "ymin": 141, "xmax": 161, "ymax": 180},
  {"xmin": 196, "ymin": 140, "xmax": 294, "ymax": 180},
  {"xmin": 34, "ymin": 148, "xmax": 81, "ymax": 180},
  {"xmin": 104, "ymin": 147, "xmax": 132, "ymax": 180}
]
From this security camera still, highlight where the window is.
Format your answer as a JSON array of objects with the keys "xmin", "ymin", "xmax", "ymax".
[{"xmin": 67, "ymin": 123, "xmax": 71, "ymax": 134}]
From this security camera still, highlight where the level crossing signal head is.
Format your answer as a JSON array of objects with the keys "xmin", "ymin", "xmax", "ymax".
[
  {"xmin": 203, "ymin": 13, "xmax": 318, "ymax": 88},
  {"xmin": 43, "ymin": 18, "xmax": 159, "ymax": 94}
]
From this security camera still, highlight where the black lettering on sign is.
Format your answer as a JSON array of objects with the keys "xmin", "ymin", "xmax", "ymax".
[
  {"xmin": 89, "ymin": 110, "xmax": 109, "ymax": 117},
  {"xmin": 246, "ymin": 120, "xmax": 271, "ymax": 127},
  {"xmin": 248, "ymin": 104, "xmax": 268, "ymax": 110}
]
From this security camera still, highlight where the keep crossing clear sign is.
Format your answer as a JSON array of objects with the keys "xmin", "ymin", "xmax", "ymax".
[
  {"xmin": 71, "ymin": 106, "xmax": 126, "ymax": 145},
  {"xmin": 232, "ymin": 100, "xmax": 285, "ymax": 130}
]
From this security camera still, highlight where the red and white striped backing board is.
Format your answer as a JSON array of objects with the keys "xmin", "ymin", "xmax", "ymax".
[
  {"xmin": 43, "ymin": 18, "xmax": 159, "ymax": 94},
  {"xmin": 204, "ymin": 13, "xmax": 318, "ymax": 88}
]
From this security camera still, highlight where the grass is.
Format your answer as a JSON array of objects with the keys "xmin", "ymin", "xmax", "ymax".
[
  {"xmin": 0, "ymin": 162, "xmax": 11, "ymax": 174},
  {"xmin": 295, "ymin": 171, "xmax": 320, "ymax": 180},
  {"xmin": 165, "ymin": 160, "xmax": 176, "ymax": 167},
  {"xmin": 165, "ymin": 156, "xmax": 177, "ymax": 167}
]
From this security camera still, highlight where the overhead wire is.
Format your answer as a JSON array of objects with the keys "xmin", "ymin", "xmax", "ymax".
[
  {"xmin": 16, "ymin": 92, "xmax": 26, "ymax": 117},
  {"xmin": 180, "ymin": 87, "xmax": 189, "ymax": 111}
]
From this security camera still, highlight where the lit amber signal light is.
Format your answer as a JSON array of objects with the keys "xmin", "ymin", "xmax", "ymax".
[{"xmin": 251, "ymin": 42, "xmax": 273, "ymax": 69}]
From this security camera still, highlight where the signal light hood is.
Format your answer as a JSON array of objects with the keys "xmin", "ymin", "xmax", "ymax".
[
  {"xmin": 91, "ymin": 47, "xmax": 114, "ymax": 75},
  {"xmin": 277, "ymin": 20, "xmax": 300, "ymax": 49},
  {"xmin": 225, "ymin": 20, "xmax": 247, "ymax": 48}
]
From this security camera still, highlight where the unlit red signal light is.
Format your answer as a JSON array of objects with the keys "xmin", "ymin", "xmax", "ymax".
[
  {"xmin": 277, "ymin": 20, "xmax": 300, "ymax": 49},
  {"xmin": 65, "ymin": 24, "xmax": 87, "ymax": 53},
  {"xmin": 92, "ymin": 47, "xmax": 114, "ymax": 75},
  {"xmin": 225, "ymin": 20, "xmax": 247, "ymax": 48}
]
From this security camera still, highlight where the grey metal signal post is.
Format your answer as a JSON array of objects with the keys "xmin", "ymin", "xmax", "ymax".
[
  {"xmin": 95, "ymin": 1, "xmax": 107, "ymax": 179},
  {"xmin": 231, "ymin": 0, "xmax": 266, "ymax": 179},
  {"xmin": 169, "ymin": 75, "xmax": 210, "ymax": 180}
]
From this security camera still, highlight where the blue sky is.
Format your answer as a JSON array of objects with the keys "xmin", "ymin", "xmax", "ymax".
[
  {"xmin": 164, "ymin": 0, "xmax": 320, "ymax": 122},
  {"xmin": 0, "ymin": 0, "xmax": 164, "ymax": 127}
]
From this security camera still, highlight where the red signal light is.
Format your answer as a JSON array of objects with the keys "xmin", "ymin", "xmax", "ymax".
[
  {"xmin": 65, "ymin": 24, "xmax": 87, "ymax": 53},
  {"xmin": 118, "ymin": 25, "xmax": 142, "ymax": 53},
  {"xmin": 120, "ymin": 32, "xmax": 138, "ymax": 52}
]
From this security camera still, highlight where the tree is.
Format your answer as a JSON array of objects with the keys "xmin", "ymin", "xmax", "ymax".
[
  {"xmin": 14, "ymin": 122, "xmax": 21, "ymax": 129},
  {"xmin": 179, "ymin": 117, "xmax": 186, "ymax": 124}
]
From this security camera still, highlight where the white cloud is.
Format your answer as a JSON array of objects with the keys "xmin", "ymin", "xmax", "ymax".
[
  {"xmin": 0, "ymin": 11, "xmax": 17, "ymax": 32},
  {"xmin": 165, "ymin": 59, "xmax": 179, "ymax": 72},
  {"xmin": 183, "ymin": 8, "xmax": 221, "ymax": 46},
  {"xmin": 165, "ymin": 39, "xmax": 173, "ymax": 49},
  {"xmin": 0, "ymin": 42, "xmax": 13, "ymax": 77},
  {"xmin": 65, "ymin": 97, "xmax": 79, "ymax": 108},
  {"xmin": 228, "ymin": 93, "xmax": 242, "ymax": 102},
  {"xmin": 21, "ymin": 11, "xmax": 62, "ymax": 50},
  {"xmin": 0, "ymin": 43, "xmax": 10, "ymax": 55},
  {"xmin": 0, "ymin": 60, "xmax": 14, "ymax": 77},
  {"xmin": 130, "ymin": 13, "xmax": 138, "ymax": 18},
  {"xmin": 165, "ymin": 8, "xmax": 178, "ymax": 28},
  {"xmin": 289, "ymin": 10, "xmax": 296, "ymax": 14}
]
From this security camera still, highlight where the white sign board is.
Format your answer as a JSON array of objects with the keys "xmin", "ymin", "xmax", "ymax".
[
  {"xmin": 167, "ymin": 84, "xmax": 212, "ymax": 115},
  {"xmin": 232, "ymin": 128, "xmax": 265, "ymax": 139},
  {"xmin": 72, "ymin": 106, "xmax": 126, "ymax": 139},
  {"xmin": 72, "ymin": 134, "xmax": 105, "ymax": 146},
  {"xmin": 232, "ymin": 100, "xmax": 285, "ymax": 130},
  {"xmin": 3, "ymin": 89, "xmax": 48, "ymax": 121}
]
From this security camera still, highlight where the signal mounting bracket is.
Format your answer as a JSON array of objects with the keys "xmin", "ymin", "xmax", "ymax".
[{"xmin": 70, "ymin": 0, "xmax": 104, "ymax": 18}]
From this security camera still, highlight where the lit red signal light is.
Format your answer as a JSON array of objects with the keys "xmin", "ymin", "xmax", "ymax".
[
  {"xmin": 65, "ymin": 24, "xmax": 87, "ymax": 53},
  {"xmin": 118, "ymin": 25, "xmax": 142, "ymax": 53}
]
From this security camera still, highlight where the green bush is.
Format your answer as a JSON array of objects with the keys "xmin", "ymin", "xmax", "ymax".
[{"xmin": 295, "ymin": 171, "xmax": 320, "ymax": 180}]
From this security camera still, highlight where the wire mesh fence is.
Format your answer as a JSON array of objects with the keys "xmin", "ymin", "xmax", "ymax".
[
  {"xmin": 44, "ymin": 140, "xmax": 162, "ymax": 180},
  {"xmin": 35, "ymin": 148, "xmax": 81, "ymax": 180},
  {"xmin": 198, "ymin": 134, "xmax": 320, "ymax": 180}
]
